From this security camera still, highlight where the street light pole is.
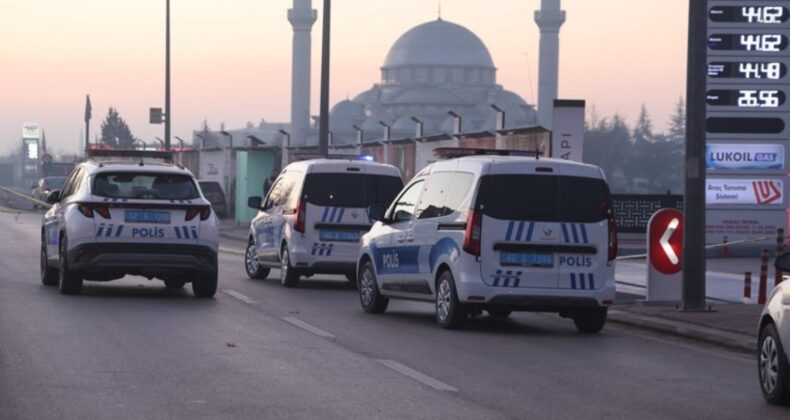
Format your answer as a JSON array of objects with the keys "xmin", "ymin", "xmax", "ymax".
[
  {"xmin": 318, "ymin": 0, "xmax": 331, "ymax": 157},
  {"xmin": 278, "ymin": 129, "xmax": 291, "ymax": 167},
  {"xmin": 164, "ymin": 0, "xmax": 171, "ymax": 151},
  {"xmin": 174, "ymin": 136, "xmax": 186, "ymax": 150}
]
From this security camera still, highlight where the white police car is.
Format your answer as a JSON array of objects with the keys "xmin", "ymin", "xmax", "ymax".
[
  {"xmin": 245, "ymin": 158, "xmax": 403, "ymax": 288},
  {"xmin": 40, "ymin": 150, "xmax": 219, "ymax": 297},
  {"xmin": 357, "ymin": 149, "xmax": 617, "ymax": 331},
  {"xmin": 757, "ymin": 253, "xmax": 790, "ymax": 405}
]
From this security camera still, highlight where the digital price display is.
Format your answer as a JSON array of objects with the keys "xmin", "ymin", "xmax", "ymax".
[
  {"xmin": 706, "ymin": 89, "xmax": 786, "ymax": 107},
  {"xmin": 706, "ymin": 117, "xmax": 785, "ymax": 134},
  {"xmin": 708, "ymin": 61, "xmax": 787, "ymax": 79},
  {"xmin": 708, "ymin": 33, "xmax": 788, "ymax": 51},
  {"xmin": 709, "ymin": 6, "xmax": 789, "ymax": 23}
]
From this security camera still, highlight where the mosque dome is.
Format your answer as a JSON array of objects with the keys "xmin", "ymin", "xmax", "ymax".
[{"xmin": 382, "ymin": 19, "xmax": 495, "ymax": 70}]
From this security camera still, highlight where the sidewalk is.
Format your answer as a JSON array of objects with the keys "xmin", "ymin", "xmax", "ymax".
[{"xmin": 218, "ymin": 218, "xmax": 248, "ymax": 244}]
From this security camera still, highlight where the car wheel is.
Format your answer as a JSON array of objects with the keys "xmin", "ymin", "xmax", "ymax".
[
  {"xmin": 57, "ymin": 237, "xmax": 82, "ymax": 295},
  {"xmin": 359, "ymin": 260, "xmax": 388, "ymax": 314},
  {"xmin": 487, "ymin": 308, "xmax": 512, "ymax": 318},
  {"xmin": 41, "ymin": 238, "xmax": 58, "ymax": 286},
  {"xmin": 573, "ymin": 308, "xmax": 607, "ymax": 333},
  {"xmin": 436, "ymin": 270, "xmax": 466, "ymax": 329},
  {"xmin": 164, "ymin": 279, "xmax": 186, "ymax": 289},
  {"xmin": 280, "ymin": 246, "xmax": 300, "ymax": 288},
  {"xmin": 759, "ymin": 323, "xmax": 790, "ymax": 405},
  {"xmin": 192, "ymin": 270, "xmax": 217, "ymax": 298},
  {"xmin": 245, "ymin": 240, "xmax": 270, "ymax": 280}
]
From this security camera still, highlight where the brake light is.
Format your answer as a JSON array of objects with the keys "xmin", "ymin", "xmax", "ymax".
[
  {"xmin": 294, "ymin": 198, "xmax": 306, "ymax": 233},
  {"xmin": 200, "ymin": 207, "xmax": 212, "ymax": 221},
  {"xmin": 608, "ymin": 216, "xmax": 618, "ymax": 261},
  {"xmin": 463, "ymin": 209, "xmax": 482, "ymax": 256},
  {"xmin": 94, "ymin": 207, "xmax": 111, "ymax": 219},
  {"xmin": 77, "ymin": 204, "xmax": 94, "ymax": 218},
  {"xmin": 77, "ymin": 204, "xmax": 111, "ymax": 219},
  {"xmin": 185, "ymin": 207, "xmax": 200, "ymax": 221}
]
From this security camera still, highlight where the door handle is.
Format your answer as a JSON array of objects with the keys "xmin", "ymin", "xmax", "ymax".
[
  {"xmin": 405, "ymin": 234, "xmax": 415, "ymax": 242},
  {"xmin": 396, "ymin": 234, "xmax": 406, "ymax": 242}
]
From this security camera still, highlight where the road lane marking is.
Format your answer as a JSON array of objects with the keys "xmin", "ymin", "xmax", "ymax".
[
  {"xmin": 376, "ymin": 359, "xmax": 458, "ymax": 392},
  {"xmin": 281, "ymin": 317, "xmax": 336, "ymax": 340},
  {"xmin": 222, "ymin": 289, "xmax": 257, "ymax": 304}
]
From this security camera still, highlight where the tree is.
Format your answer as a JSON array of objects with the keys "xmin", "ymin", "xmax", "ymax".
[
  {"xmin": 99, "ymin": 107, "xmax": 137, "ymax": 149},
  {"xmin": 667, "ymin": 96, "xmax": 685, "ymax": 143}
]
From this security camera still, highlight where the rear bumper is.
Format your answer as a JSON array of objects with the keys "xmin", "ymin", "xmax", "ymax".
[{"xmin": 68, "ymin": 243, "xmax": 217, "ymax": 276}]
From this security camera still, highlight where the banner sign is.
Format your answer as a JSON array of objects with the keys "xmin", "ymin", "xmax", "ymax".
[
  {"xmin": 551, "ymin": 99, "xmax": 585, "ymax": 162},
  {"xmin": 706, "ymin": 143, "xmax": 784, "ymax": 170},
  {"xmin": 706, "ymin": 178, "xmax": 784, "ymax": 205},
  {"xmin": 22, "ymin": 122, "xmax": 40, "ymax": 139}
]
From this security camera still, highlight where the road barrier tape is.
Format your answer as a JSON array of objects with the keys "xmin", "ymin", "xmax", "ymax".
[
  {"xmin": 0, "ymin": 186, "xmax": 51, "ymax": 209},
  {"xmin": 615, "ymin": 234, "xmax": 790, "ymax": 261}
]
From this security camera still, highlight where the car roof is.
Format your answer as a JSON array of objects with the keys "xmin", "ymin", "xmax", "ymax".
[
  {"xmin": 284, "ymin": 159, "xmax": 402, "ymax": 176},
  {"xmin": 421, "ymin": 156, "xmax": 605, "ymax": 180},
  {"xmin": 81, "ymin": 160, "xmax": 195, "ymax": 177}
]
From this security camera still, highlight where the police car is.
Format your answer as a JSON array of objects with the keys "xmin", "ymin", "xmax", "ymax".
[
  {"xmin": 245, "ymin": 158, "xmax": 403, "ymax": 288},
  {"xmin": 757, "ymin": 253, "xmax": 790, "ymax": 405},
  {"xmin": 40, "ymin": 150, "xmax": 219, "ymax": 297},
  {"xmin": 357, "ymin": 149, "xmax": 617, "ymax": 331}
]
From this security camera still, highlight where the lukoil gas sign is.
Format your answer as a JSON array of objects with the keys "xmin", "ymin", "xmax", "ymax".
[
  {"xmin": 706, "ymin": 144, "xmax": 784, "ymax": 170},
  {"xmin": 706, "ymin": 179, "xmax": 783, "ymax": 206}
]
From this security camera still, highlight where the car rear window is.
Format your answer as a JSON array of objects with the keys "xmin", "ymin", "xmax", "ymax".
[
  {"xmin": 93, "ymin": 172, "xmax": 200, "ymax": 200},
  {"xmin": 302, "ymin": 173, "xmax": 403, "ymax": 208},
  {"xmin": 475, "ymin": 174, "xmax": 611, "ymax": 223}
]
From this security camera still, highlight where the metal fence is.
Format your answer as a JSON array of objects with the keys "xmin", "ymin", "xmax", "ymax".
[{"xmin": 612, "ymin": 194, "xmax": 683, "ymax": 233}]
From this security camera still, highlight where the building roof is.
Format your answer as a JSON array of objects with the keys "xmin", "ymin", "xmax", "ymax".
[{"xmin": 382, "ymin": 19, "xmax": 495, "ymax": 69}]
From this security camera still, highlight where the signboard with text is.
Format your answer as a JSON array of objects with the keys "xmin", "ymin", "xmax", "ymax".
[
  {"xmin": 706, "ymin": 143, "xmax": 784, "ymax": 170},
  {"xmin": 706, "ymin": 178, "xmax": 784, "ymax": 205}
]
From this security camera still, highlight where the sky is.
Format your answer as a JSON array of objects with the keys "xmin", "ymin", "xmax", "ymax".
[{"xmin": 0, "ymin": 0, "xmax": 688, "ymax": 154}]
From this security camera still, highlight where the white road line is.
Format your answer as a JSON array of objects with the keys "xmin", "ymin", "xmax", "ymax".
[
  {"xmin": 376, "ymin": 359, "xmax": 458, "ymax": 392},
  {"xmin": 222, "ymin": 289, "xmax": 257, "ymax": 304},
  {"xmin": 281, "ymin": 317, "xmax": 336, "ymax": 340}
]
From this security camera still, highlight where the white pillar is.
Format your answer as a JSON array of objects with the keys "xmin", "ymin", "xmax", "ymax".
[
  {"xmin": 288, "ymin": 0, "xmax": 317, "ymax": 146},
  {"xmin": 534, "ymin": 0, "xmax": 565, "ymax": 130}
]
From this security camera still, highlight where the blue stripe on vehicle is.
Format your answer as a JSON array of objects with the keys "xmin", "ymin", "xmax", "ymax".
[
  {"xmin": 329, "ymin": 207, "xmax": 338, "ymax": 224},
  {"xmin": 526, "ymin": 222, "xmax": 535, "ymax": 241},
  {"xmin": 570, "ymin": 273, "xmax": 576, "ymax": 289},
  {"xmin": 505, "ymin": 221, "xmax": 514, "ymax": 241},
  {"xmin": 514, "ymin": 271, "xmax": 522, "ymax": 287},
  {"xmin": 321, "ymin": 207, "xmax": 330, "ymax": 222},
  {"xmin": 336, "ymin": 208, "xmax": 345, "ymax": 223},
  {"xmin": 106, "ymin": 225, "xmax": 113, "ymax": 237},
  {"xmin": 580, "ymin": 224, "xmax": 589, "ymax": 244},
  {"xmin": 515, "ymin": 222, "xmax": 525, "ymax": 241},
  {"xmin": 115, "ymin": 225, "xmax": 124, "ymax": 237},
  {"xmin": 174, "ymin": 227, "xmax": 182, "ymax": 239},
  {"xmin": 493, "ymin": 270, "xmax": 501, "ymax": 287},
  {"xmin": 561, "ymin": 224, "xmax": 569, "ymax": 243},
  {"xmin": 589, "ymin": 273, "xmax": 595, "ymax": 290},
  {"xmin": 571, "ymin": 224, "xmax": 579, "ymax": 244},
  {"xmin": 579, "ymin": 273, "xmax": 586, "ymax": 290},
  {"xmin": 97, "ymin": 226, "xmax": 104, "ymax": 237},
  {"xmin": 191, "ymin": 227, "xmax": 198, "ymax": 239},
  {"xmin": 327, "ymin": 245, "xmax": 332, "ymax": 256},
  {"xmin": 182, "ymin": 226, "xmax": 189, "ymax": 239}
]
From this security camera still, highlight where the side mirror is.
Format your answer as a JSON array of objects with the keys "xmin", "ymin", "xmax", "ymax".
[
  {"xmin": 46, "ymin": 190, "xmax": 60, "ymax": 204},
  {"xmin": 775, "ymin": 252, "xmax": 790, "ymax": 272},
  {"xmin": 368, "ymin": 204, "xmax": 387, "ymax": 223},
  {"xmin": 247, "ymin": 196, "xmax": 263, "ymax": 210}
]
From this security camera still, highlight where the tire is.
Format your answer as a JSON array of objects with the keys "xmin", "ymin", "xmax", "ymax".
[
  {"xmin": 280, "ymin": 246, "xmax": 300, "ymax": 288},
  {"xmin": 435, "ymin": 270, "xmax": 466, "ymax": 329},
  {"xmin": 358, "ymin": 260, "xmax": 388, "ymax": 314},
  {"xmin": 245, "ymin": 240, "xmax": 270, "ymax": 280},
  {"xmin": 573, "ymin": 308, "xmax": 607, "ymax": 333},
  {"xmin": 192, "ymin": 270, "xmax": 217, "ymax": 298},
  {"xmin": 487, "ymin": 308, "xmax": 512, "ymax": 318},
  {"xmin": 57, "ymin": 237, "xmax": 82, "ymax": 295},
  {"xmin": 41, "ymin": 237, "xmax": 58, "ymax": 286},
  {"xmin": 759, "ymin": 323, "xmax": 790, "ymax": 405},
  {"xmin": 164, "ymin": 279, "xmax": 186, "ymax": 289}
]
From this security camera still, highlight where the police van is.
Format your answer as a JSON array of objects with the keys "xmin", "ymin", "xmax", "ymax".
[
  {"xmin": 357, "ymin": 149, "xmax": 617, "ymax": 332},
  {"xmin": 245, "ymin": 158, "xmax": 403, "ymax": 288},
  {"xmin": 40, "ymin": 150, "xmax": 220, "ymax": 297}
]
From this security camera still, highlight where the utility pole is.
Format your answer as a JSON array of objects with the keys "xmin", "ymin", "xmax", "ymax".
[
  {"xmin": 318, "ymin": 0, "xmax": 331, "ymax": 157},
  {"xmin": 681, "ymin": 0, "xmax": 707, "ymax": 311},
  {"xmin": 165, "ymin": 0, "xmax": 171, "ymax": 150}
]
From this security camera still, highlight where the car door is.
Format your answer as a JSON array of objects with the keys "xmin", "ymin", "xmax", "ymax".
[
  {"xmin": 46, "ymin": 168, "xmax": 82, "ymax": 260},
  {"xmin": 252, "ymin": 177, "xmax": 286, "ymax": 264},
  {"xmin": 372, "ymin": 178, "xmax": 425, "ymax": 293}
]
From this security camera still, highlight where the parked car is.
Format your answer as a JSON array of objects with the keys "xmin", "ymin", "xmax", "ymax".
[
  {"xmin": 31, "ymin": 176, "xmax": 67, "ymax": 209},
  {"xmin": 758, "ymin": 253, "xmax": 790, "ymax": 404},
  {"xmin": 198, "ymin": 180, "xmax": 228, "ymax": 218}
]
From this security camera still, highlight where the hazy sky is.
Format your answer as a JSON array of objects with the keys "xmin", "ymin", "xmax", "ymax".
[{"xmin": 0, "ymin": 0, "xmax": 687, "ymax": 154}]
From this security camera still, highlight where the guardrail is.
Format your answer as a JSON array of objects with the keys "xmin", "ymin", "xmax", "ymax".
[{"xmin": 0, "ymin": 186, "xmax": 51, "ymax": 209}]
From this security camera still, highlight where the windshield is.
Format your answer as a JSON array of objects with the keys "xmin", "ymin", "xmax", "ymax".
[
  {"xmin": 302, "ymin": 173, "xmax": 403, "ymax": 208},
  {"xmin": 475, "ymin": 174, "xmax": 611, "ymax": 223},
  {"xmin": 93, "ymin": 172, "xmax": 200, "ymax": 200}
]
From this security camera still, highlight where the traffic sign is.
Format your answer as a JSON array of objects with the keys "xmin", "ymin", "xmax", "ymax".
[
  {"xmin": 150, "ymin": 107, "xmax": 163, "ymax": 124},
  {"xmin": 647, "ymin": 208, "xmax": 684, "ymax": 302},
  {"xmin": 41, "ymin": 153, "xmax": 52, "ymax": 164}
]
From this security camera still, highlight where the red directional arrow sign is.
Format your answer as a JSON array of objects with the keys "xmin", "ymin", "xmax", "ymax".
[{"xmin": 648, "ymin": 209, "xmax": 683, "ymax": 275}]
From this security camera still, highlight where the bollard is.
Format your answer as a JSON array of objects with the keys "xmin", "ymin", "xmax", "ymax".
[
  {"xmin": 722, "ymin": 235, "xmax": 729, "ymax": 259},
  {"xmin": 743, "ymin": 272, "xmax": 752, "ymax": 303},
  {"xmin": 759, "ymin": 249, "xmax": 769, "ymax": 305},
  {"xmin": 776, "ymin": 228, "xmax": 785, "ymax": 286}
]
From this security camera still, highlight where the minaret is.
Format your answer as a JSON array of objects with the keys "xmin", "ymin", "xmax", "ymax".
[
  {"xmin": 288, "ymin": 0, "xmax": 317, "ymax": 147},
  {"xmin": 534, "ymin": 0, "xmax": 565, "ymax": 130}
]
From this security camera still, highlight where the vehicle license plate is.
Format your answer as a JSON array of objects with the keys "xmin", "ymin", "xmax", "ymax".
[
  {"xmin": 125, "ymin": 210, "xmax": 171, "ymax": 224},
  {"xmin": 500, "ymin": 252, "xmax": 554, "ymax": 268},
  {"xmin": 319, "ymin": 230, "xmax": 360, "ymax": 242}
]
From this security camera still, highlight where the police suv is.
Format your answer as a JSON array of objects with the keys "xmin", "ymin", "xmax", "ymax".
[
  {"xmin": 357, "ymin": 149, "xmax": 617, "ymax": 332},
  {"xmin": 245, "ymin": 158, "xmax": 403, "ymax": 288},
  {"xmin": 40, "ymin": 150, "xmax": 219, "ymax": 297}
]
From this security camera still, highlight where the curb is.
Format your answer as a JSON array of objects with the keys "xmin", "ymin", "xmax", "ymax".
[
  {"xmin": 219, "ymin": 232, "xmax": 247, "ymax": 243},
  {"xmin": 608, "ymin": 309, "xmax": 756, "ymax": 355},
  {"xmin": 219, "ymin": 246, "xmax": 245, "ymax": 256}
]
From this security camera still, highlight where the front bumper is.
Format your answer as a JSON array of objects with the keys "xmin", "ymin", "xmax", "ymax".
[{"xmin": 68, "ymin": 243, "xmax": 217, "ymax": 276}]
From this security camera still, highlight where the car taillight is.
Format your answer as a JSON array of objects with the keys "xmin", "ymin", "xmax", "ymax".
[
  {"xmin": 463, "ymin": 208, "xmax": 482, "ymax": 256},
  {"xmin": 77, "ymin": 204, "xmax": 111, "ymax": 219},
  {"xmin": 200, "ymin": 207, "xmax": 211, "ymax": 221},
  {"xmin": 94, "ymin": 207, "xmax": 111, "ymax": 219},
  {"xmin": 77, "ymin": 204, "xmax": 94, "ymax": 218},
  {"xmin": 185, "ymin": 207, "xmax": 208, "ymax": 221},
  {"xmin": 608, "ymin": 215, "xmax": 618, "ymax": 261},
  {"xmin": 294, "ymin": 198, "xmax": 306, "ymax": 233}
]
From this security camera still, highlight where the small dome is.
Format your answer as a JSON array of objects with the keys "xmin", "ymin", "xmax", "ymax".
[
  {"xmin": 330, "ymin": 99, "xmax": 365, "ymax": 117},
  {"xmin": 383, "ymin": 19, "xmax": 495, "ymax": 70}
]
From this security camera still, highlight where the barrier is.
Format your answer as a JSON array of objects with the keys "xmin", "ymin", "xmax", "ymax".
[
  {"xmin": 0, "ymin": 186, "xmax": 51, "ymax": 209},
  {"xmin": 722, "ymin": 236, "xmax": 729, "ymax": 259},
  {"xmin": 743, "ymin": 271, "xmax": 752, "ymax": 304},
  {"xmin": 759, "ymin": 249, "xmax": 769, "ymax": 305}
]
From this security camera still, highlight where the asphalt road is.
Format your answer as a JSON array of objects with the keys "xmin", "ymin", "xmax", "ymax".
[{"xmin": 0, "ymin": 206, "xmax": 788, "ymax": 419}]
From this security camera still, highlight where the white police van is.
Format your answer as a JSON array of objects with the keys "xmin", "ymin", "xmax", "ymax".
[
  {"xmin": 245, "ymin": 158, "xmax": 403, "ymax": 288},
  {"xmin": 357, "ymin": 149, "xmax": 617, "ymax": 331},
  {"xmin": 40, "ymin": 150, "xmax": 220, "ymax": 297}
]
